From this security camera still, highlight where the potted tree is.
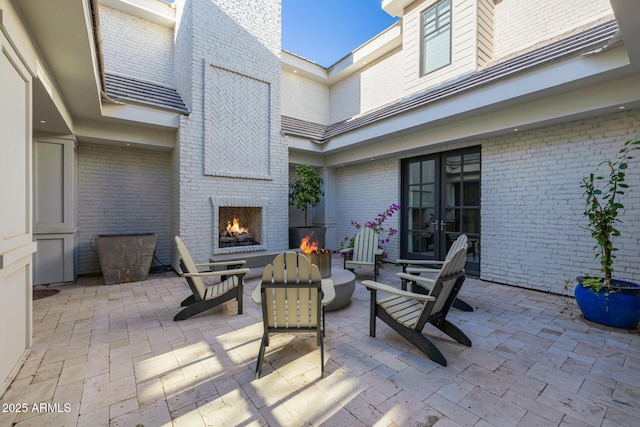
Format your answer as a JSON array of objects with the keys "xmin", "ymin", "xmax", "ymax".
[
  {"xmin": 288, "ymin": 164, "xmax": 326, "ymax": 249},
  {"xmin": 575, "ymin": 138, "xmax": 640, "ymax": 329}
]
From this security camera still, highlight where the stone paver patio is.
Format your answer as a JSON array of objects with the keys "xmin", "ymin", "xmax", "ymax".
[{"xmin": 1, "ymin": 255, "xmax": 639, "ymax": 426}]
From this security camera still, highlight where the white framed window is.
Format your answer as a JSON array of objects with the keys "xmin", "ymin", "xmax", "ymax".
[{"xmin": 421, "ymin": 0, "xmax": 452, "ymax": 76}]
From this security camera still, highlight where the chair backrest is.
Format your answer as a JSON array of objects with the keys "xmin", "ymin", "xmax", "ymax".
[
  {"xmin": 175, "ymin": 236, "xmax": 206, "ymax": 300},
  {"xmin": 260, "ymin": 252, "xmax": 322, "ymax": 329},
  {"xmin": 445, "ymin": 234, "xmax": 468, "ymax": 262},
  {"xmin": 351, "ymin": 227, "xmax": 379, "ymax": 263},
  {"xmin": 421, "ymin": 247, "xmax": 467, "ymax": 319}
]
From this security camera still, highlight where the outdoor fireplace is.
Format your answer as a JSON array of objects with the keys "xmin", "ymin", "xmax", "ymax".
[
  {"xmin": 218, "ymin": 207, "xmax": 261, "ymax": 248},
  {"xmin": 211, "ymin": 196, "xmax": 269, "ymax": 254}
]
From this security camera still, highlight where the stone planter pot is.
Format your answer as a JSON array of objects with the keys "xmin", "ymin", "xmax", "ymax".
[
  {"xmin": 95, "ymin": 233, "xmax": 157, "ymax": 285},
  {"xmin": 575, "ymin": 277, "xmax": 640, "ymax": 329}
]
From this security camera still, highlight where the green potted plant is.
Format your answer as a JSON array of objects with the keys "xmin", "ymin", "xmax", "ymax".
[
  {"xmin": 288, "ymin": 164, "xmax": 325, "ymax": 249},
  {"xmin": 574, "ymin": 138, "xmax": 640, "ymax": 329}
]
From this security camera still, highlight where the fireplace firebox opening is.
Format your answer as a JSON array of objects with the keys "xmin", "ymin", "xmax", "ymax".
[{"xmin": 218, "ymin": 207, "xmax": 262, "ymax": 248}]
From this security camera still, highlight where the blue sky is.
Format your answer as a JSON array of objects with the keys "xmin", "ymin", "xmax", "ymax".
[{"xmin": 282, "ymin": 0, "xmax": 399, "ymax": 67}]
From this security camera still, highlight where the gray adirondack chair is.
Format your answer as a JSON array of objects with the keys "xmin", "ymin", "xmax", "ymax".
[
  {"xmin": 363, "ymin": 247, "xmax": 470, "ymax": 366},
  {"xmin": 174, "ymin": 236, "xmax": 249, "ymax": 321},
  {"xmin": 396, "ymin": 234, "xmax": 473, "ymax": 312}
]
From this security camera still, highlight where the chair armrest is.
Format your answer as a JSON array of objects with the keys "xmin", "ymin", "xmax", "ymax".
[
  {"xmin": 321, "ymin": 279, "xmax": 336, "ymax": 305},
  {"xmin": 183, "ymin": 268, "xmax": 250, "ymax": 278},
  {"xmin": 361, "ymin": 280, "xmax": 435, "ymax": 302},
  {"xmin": 251, "ymin": 282, "xmax": 262, "ymax": 304},
  {"xmin": 406, "ymin": 267, "xmax": 441, "ymax": 274},
  {"xmin": 397, "ymin": 272, "xmax": 435, "ymax": 293},
  {"xmin": 339, "ymin": 248, "xmax": 354, "ymax": 254},
  {"xmin": 195, "ymin": 260, "xmax": 247, "ymax": 268},
  {"xmin": 396, "ymin": 259, "xmax": 444, "ymax": 267},
  {"xmin": 396, "ymin": 272, "xmax": 436, "ymax": 288}
]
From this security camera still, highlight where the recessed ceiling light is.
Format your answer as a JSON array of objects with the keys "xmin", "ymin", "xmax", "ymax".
[
  {"xmin": 513, "ymin": 128, "xmax": 519, "ymax": 132},
  {"xmin": 618, "ymin": 106, "xmax": 625, "ymax": 110},
  {"xmin": 293, "ymin": 69, "xmax": 298, "ymax": 73},
  {"xmin": 39, "ymin": 120, "xmax": 46, "ymax": 124},
  {"xmin": 362, "ymin": 61, "xmax": 367, "ymax": 65}
]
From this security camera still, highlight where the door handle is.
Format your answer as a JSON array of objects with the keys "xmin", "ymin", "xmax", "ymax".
[{"xmin": 431, "ymin": 220, "xmax": 447, "ymax": 231}]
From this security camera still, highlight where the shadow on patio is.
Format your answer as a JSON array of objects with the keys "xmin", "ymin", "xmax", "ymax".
[{"xmin": 1, "ymin": 255, "xmax": 639, "ymax": 426}]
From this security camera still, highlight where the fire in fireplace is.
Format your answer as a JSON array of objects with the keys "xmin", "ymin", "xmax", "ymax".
[
  {"xmin": 218, "ymin": 208, "xmax": 261, "ymax": 248},
  {"xmin": 299, "ymin": 233, "xmax": 331, "ymax": 278},
  {"xmin": 213, "ymin": 199, "xmax": 266, "ymax": 254}
]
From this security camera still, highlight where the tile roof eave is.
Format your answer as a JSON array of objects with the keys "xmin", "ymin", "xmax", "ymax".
[
  {"xmin": 281, "ymin": 116, "xmax": 327, "ymax": 143},
  {"xmin": 104, "ymin": 73, "xmax": 190, "ymax": 115}
]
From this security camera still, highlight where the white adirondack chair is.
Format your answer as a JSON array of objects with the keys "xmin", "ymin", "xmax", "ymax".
[
  {"xmin": 254, "ymin": 252, "xmax": 335, "ymax": 378},
  {"xmin": 340, "ymin": 227, "xmax": 383, "ymax": 281}
]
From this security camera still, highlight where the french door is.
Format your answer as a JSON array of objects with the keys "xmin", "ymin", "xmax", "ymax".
[{"xmin": 401, "ymin": 147, "xmax": 480, "ymax": 275}]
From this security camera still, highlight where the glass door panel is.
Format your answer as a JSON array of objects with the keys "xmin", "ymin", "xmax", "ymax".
[
  {"xmin": 404, "ymin": 158, "xmax": 438, "ymax": 259},
  {"xmin": 401, "ymin": 147, "xmax": 481, "ymax": 275}
]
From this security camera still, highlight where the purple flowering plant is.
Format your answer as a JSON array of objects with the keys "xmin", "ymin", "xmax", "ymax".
[{"xmin": 340, "ymin": 203, "xmax": 400, "ymax": 264}]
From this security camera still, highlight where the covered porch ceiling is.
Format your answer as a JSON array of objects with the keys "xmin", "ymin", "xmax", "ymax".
[
  {"xmin": 17, "ymin": 0, "xmax": 179, "ymax": 148},
  {"xmin": 17, "ymin": 0, "xmax": 102, "ymax": 136}
]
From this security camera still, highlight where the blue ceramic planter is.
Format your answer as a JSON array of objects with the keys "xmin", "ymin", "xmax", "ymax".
[{"xmin": 575, "ymin": 278, "xmax": 640, "ymax": 329}]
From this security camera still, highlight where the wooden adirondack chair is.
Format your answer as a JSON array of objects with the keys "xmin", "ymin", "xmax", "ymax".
[
  {"xmin": 254, "ymin": 252, "xmax": 335, "ymax": 379},
  {"xmin": 174, "ymin": 236, "xmax": 249, "ymax": 321},
  {"xmin": 340, "ymin": 227, "xmax": 383, "ymax": 281},
  {"xmin": 396, "ymin": 234, "xmax": 473, "ymax": 312},
  {"xmin": 362, "ymin": 247, "xmax": 470, "ymax": 366}
]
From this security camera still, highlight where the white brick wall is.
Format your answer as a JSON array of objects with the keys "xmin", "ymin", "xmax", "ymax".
[
  {"xmin": 77, "ymin": 143, "xmax": 172, "ymax": 274},
  {"xmin": 493, "ymin": 0, "xmax": 612, "ymax": 58},
  {"xmin": 329, "ymin": 110, "xmax": 640, "ymax": 294},
  {"xmin": 335, "ymin": 158, "xmax": 401, "ymax": 261},
  {"xmin": 172, "ymin": 0, "xmax": 287, "ymax": 265},
  {"xmin": 329, "ymin": 73, "xmax": 361, "ymax": 125},
  {"xmin": 99, "ymin": 5, "xmax": 175, "ymax": 87},
  {"xmin": 174, "ymin": 0, "xmax": 193, "ymax": 109},
  {"xmin": 282, "ymin": 71, "xmax": 330, "ymax": 124},
  {"xmin": 360, "ymin": 48, "xmax": 404, "ymax": 116},
  {"xmin": 330, "ymin": 48, "xmax": 404, "ymax": 124},
  {"xmin": 481, "ymin": 110, "xmax": 640, "ymax": 294}
]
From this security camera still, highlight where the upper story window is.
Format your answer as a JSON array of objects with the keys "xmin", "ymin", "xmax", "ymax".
[{"xmin": 421, "ymin": 0, "xmax": 452, "ymax": 76}]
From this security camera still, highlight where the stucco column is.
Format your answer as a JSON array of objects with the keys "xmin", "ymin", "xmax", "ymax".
[{"xmin": 313, "ymin": 167, "xmax": 337, "ymax": 250}]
